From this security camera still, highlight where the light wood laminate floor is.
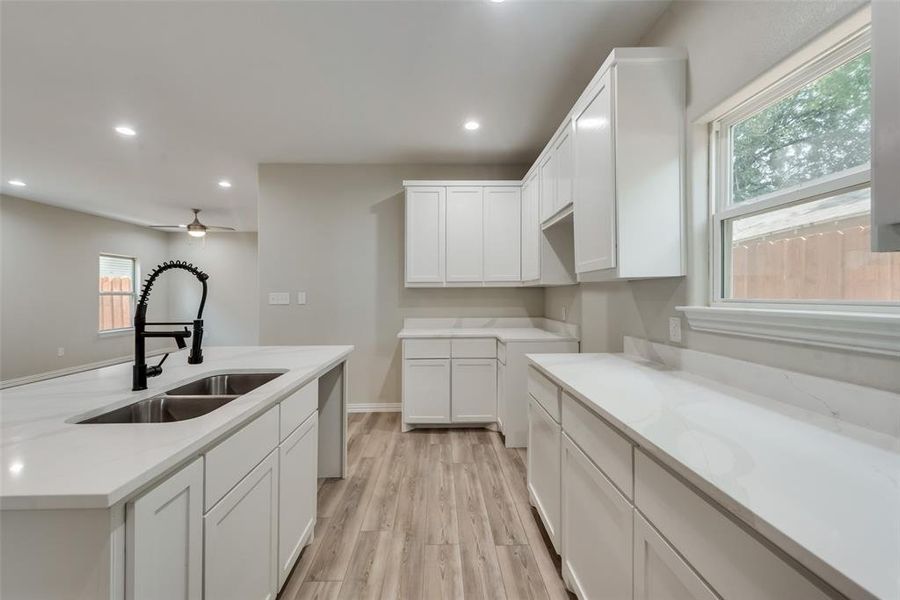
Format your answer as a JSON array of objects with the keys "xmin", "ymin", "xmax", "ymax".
[{"xmin": 278, "ymin": 412, "xmax": 575, "ymax": 600}]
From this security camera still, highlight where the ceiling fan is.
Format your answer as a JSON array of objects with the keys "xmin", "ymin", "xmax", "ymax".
[{"xmin": 149, "ymin": 208, "xmax": 235, "ymax": 238}]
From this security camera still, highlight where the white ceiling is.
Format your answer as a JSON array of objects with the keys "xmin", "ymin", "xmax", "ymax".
[{"xmin": 1, "ymin": 0, "xmax": 669, "ymax": 231}]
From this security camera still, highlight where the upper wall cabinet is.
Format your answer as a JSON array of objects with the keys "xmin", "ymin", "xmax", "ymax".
[
  {"xmin": 446, "ymin": 187, "xmax": 485, "ymax": 283},
  {"xmin": 872, "ymin": 1, "xmax": 900, "ymax": 251},
  {"xmin": 572, "ymin": 49, "xmax": 686, "ymax": 281},
  {"xmin": 521, "ymin": 173, "xmax": 541, "ymax": 282},
  {"xmin": 405, "ymin": 186, "xmax": 445, "ymax": 284},
  {"xmin": 539, "ymin": 121, "xmax": 575, "ymax": 225},
  {"xmin": 484, "ymin": 187, "xmax": 522, "ymax": 282}
]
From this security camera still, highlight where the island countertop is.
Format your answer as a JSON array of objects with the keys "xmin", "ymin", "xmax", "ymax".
[
  {"xmin": 0, "ymin": 345, "xmax": 353, "ymax": 510},
  {"xmin": 527, "ymin": 352, "xmax": 900, "ymax": 600}
]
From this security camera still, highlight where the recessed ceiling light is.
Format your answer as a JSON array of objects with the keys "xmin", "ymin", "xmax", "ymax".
[
  {"xmin": 464, "ymin": 120, "xmax": 481, "ymax": 131},
  {"xmin": 7, "ymin": 179, "xmax": 26, "ymax": 187},
  {"xmin": 114, "ymin": 125, "xmax": 137, "ymax": 137},
  {"xmin": 218, "ymin": 180, "xmax": 232, "ymax": 188}
]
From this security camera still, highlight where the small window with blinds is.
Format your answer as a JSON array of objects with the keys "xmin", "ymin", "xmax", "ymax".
[{"xmin": 99, "ymin": 254, "xmax": 137, "ymax": 332}]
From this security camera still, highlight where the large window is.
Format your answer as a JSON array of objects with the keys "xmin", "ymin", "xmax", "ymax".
[
  {"xmin": 713, "ymin": 33, "xmax": 899, "ymax": 305},
  {"xmin": 99, "ymin": 254, "xmax": 137, "ymax": 332}
]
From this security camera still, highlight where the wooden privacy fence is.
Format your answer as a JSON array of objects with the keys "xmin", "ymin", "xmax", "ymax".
[
  {"xmin": 99, "ymin": 276, "xmax": 134, "ymax": 331},
  {"xmin": 731, "ymin": 215, "xmax": 900, "ymax": 301}
]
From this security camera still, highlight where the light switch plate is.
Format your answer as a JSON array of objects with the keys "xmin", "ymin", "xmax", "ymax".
[
  {"xmin": 668, "ymin": 316, "xmax": 683, "ymax": 343},
  {"xmin": 297, "ymin": 292, "xmax": 307, "ymax": 305},
  {"xmin": 268, "ymin": 292, "xmax": 290, "ymax": 305}
]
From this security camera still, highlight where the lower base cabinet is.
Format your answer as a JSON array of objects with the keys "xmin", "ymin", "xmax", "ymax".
[
  {"xmin": 634, "ymin": 512, "xmax": 717, "ymax": 600},
  {"xmin": 127, "ymin": 457, "xmax": 204, "ymax": 600},
  {"xmin": 561, "ymin": 433, "xmax": 633, "ymax": 600},
  {"xmin": 403, "ymin": 358, "xmax": 452, "ymax": 424},
  {"xmin": 205, "ymin": 451, "xmax": 279, "ymax": 600},
  {"xmin": 451, "ymin": 358, "xmax": 497, "ymax": 422},
  {"xmin": 527, "ymin": 396, "xmax": 561, "ymax": 551},
  {"xmin": 278, "ymin": 412, "xmax": 318, "ymax": 586}
]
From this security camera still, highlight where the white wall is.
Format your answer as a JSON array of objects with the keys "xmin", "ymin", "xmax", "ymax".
[
  {"xmin": 258, "ymin": 164, "xmax": 541, "ymax": 406},
  {"xmin": 546, "ymin": 0, "xmax": 900, "ymax": 392},
  {"xmin": 167, "ymin": 233, "xmax": 259, "ymax": 346},
  {"xmin": 0, "ymin": 194, "xmax": 171, "ymax": 380}
]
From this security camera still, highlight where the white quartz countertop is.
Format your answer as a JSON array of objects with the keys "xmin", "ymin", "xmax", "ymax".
[
  {"xmin": 528, "ymin": 353, "xmax": 900, "ymax": 600},
  {"xmin": 0, "ymin": 345, "xmax": 353, "ymax": 510},
  {"xmin": 397, "ymin": 327, "xmax": 578, "ymax": 342}
]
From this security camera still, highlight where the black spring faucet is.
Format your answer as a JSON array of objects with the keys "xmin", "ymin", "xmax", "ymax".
[{"xmin": 133, "ymin": 260, "xmax": 209, "ymax": 391}]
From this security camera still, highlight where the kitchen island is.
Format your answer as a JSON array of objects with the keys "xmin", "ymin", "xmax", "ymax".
[{"xmin": 0, "ymin": 345, "xmax": 353, "ymax": 600}]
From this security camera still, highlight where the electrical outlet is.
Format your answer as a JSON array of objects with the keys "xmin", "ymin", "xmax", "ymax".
[
  {"xmin": 668, "ymin": 317, "xmax": 683, "ymax": 343},
  {"xmin": 297, "ymin": 292, "xmax": 307, "ymax": 305},
  {"xmin": 57, "ymin": 347, "xmax": 65, "ymax": 357},
  {"xmin": 268, "ymin": 292, "xmax": 290, "ymax": 305}
]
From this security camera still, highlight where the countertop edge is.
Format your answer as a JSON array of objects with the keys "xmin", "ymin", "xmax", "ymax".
[
  {"xmin": 525, "ymin": 355, "xmax": 879, "ymax": 600},
  {"xmin": 396, "ymin": 329, "xmax": 579, "ymax": 342},
  {"xmin": 0, "ymin": 346, "xmax": 354, "ymax": 511}
]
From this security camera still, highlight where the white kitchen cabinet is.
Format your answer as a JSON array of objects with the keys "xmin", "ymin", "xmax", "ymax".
[
  {"xmin": 205, "ymin": 451, "xmax": 279, "ymax": 600},
  {"xmin": 521, "ymin": 173, "xmax": 541, "ymax": 282},
  {"xmin": 561, "ymin": 433, "xmax": 633, "ymax": 599},
  {"xmin": 497, "ymin": 358, "xmax": 506, "ymax": 430},
  {"xmin": 127, "ymin": 457, "xmax": 203, "ymax": 600},
  {"xmin": 573, "ymin": 49, "xmax": 686, "ymax": 281},
  {"xmin": 403, "ymin": 358, "xmax": 451, "ymax": 424},
  {"xmin": 483, "ymin": 186, "xmax": 522, "ymax": 282},
  {"xmin": 554, "ymin": 122, "xmax": 574, "ymax": 215},
  {"xmin": 278, "ymin": 412, "xmax": 318, "ymax": 587},
  {"xmin": 446, "ymin": 186, "xmax": 484, "ymax": 283},
  {"xmin": 539, "ymin": 151, "xmax": 557, "ymax": 222},
  {"xmin": 573, "ymin": 69, "xmax": 617, "ymax": 274},
  {"xmin": 451, "ymin": 358, "xmax": 497, "ymax": 422},
  {"xmin": 405, "ymin": 186, "xmax": 445, "ymax": 284},
  {"xmin": 527, "ymin": 395, "xmax": 561, "ymax": 552},
  {"xmin": 872, "ymin": 0, "xmax": 900, "ymax": 251},
  {"xmin": 634, "ymin": 512, "xmax": 717, "ymax": 600}
]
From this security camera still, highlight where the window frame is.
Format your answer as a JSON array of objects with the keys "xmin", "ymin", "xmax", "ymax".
[
  {"xmin": 98, "ymin": 253, "xmax": 139, "ymax": 334},
  {"xmin": 709, "ymin": 27, "xmax": 897, "ymax": 314}
]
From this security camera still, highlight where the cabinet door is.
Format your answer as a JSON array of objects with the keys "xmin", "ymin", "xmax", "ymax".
[
  {"xmin": 527, "ymin": 396, "xmax": 561, "ymax": 552},
  {"xmin": 521, "ymin": 174, "xmax": 541, "ymax": 281},
  {"xmin": 539, "ymin": 151, "xmax": 557, "ymax": 222},
  {"xmin": 497, "ymin": 360, "xmax": 507, "ymax": 431},
  {"xmin": 279, "ymin": 412, "xmax": 318, "ymax": 587},
  {"xmin": 405, "ymin": 187, "xmax": 446, "ymax": 284},
  {"xmin": 483, "ymin": 186, "xmax": 522, "ymax": 282},
  {"xmin": 574, "ymin": 68, "xmax": 617, "ymax": 274},
  {"xmin": 205, "ymin": 452, "xmax": 279, "ymax": 600},
  {"xmin": 634, "ymin": 512, "xmax": 717, "ymax": 600},
  {"xmin": 555, "ymin": 122, "xmax": 574, "ymax": 213},
  {"xmin": 451, "ymin": 358, "xmax": 497, "ymax": 422},
  {"xmin": 403, "ymin": 358, "xmax": 451, "ymax": 424},
  {"xmin": 128, "ymin": 457, "xmax": 203, "ymax": 600},
  {"xmin": 446, "ymin": 186, "xmax": 484, "ymax": 282},
  {"xmin": 561, "ymin": 433, "xmax": 632, "ymax": 600}
]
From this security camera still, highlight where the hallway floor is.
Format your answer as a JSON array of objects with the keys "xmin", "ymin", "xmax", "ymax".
[{"xmin": 279, "ymin": 411, "xmax": 574, "ymax": 600}]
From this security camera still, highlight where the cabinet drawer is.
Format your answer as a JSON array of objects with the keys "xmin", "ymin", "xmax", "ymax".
[
  {"xmin": 497, "ymin": 341, "xmax": 507, "ymax": 364},
  {"xmin": 280, "ymin": 379, "xmax": 317, "ymax": 441},
  {"xmin": 403, "ymin": 338, "xmax": 451, "ymax": 359},
  {"xmin": 562, "ymin": 392, "xmax": 633, "ymax": 499},
  {"xmin": 634, "ymin": 450, "xmax": 832, "ymax": 600},
  {"xmin": 528, "ymin": 367, "xmax": 560, "ymax": 422},
  {"xmin": 205, "ymin": 405, "xmax": 279, "ymax": 511},
  {"xmin": 451, "ymin": 338, "xmax": 496, "ymax": 358}
]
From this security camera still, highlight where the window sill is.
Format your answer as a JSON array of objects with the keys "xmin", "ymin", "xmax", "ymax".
[
  {"xmin": 676, "ymin": 305, "xmax": 900, "ymax": 356},
  {"xmin": 98, "ymin": 328, "xmax": 133, "ymax": 338}
]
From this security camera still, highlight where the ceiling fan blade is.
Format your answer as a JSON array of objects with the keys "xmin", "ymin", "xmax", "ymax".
[
  {"xmin": 148, "ymin": 225, "xmax": 185, "ymax": 229},
  {"xmin": 205, "ymin": 225, "xmax": 237, "ymax": 231}
]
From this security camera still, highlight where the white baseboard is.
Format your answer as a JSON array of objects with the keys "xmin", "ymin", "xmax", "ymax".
[{"xmin": 347, "ymin": 402, "xmax": 402, "ymax": 413}]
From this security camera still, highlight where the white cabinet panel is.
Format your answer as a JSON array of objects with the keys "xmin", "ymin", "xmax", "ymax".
[
  {"xmin": 527, "ymin": 367, "xmax": 560, "ymax": 422},
  {"xmin": 484, "ymin": 186, "xmax": 522, "ymax": 282},
  {"xmin": 205, "ymin": 451, "xmax": 279, "ymax": 600},
  {"xmin": 451, "ymin": 358, "xmax": 497, "ymax": 422},
  {"xmin": 555, "ymin": 123, "xmax": 574, "ymax": 214},
  {"xmin": 403, "ymin": 338, "xmax": 451, "ymax": 359},
  {"xmin": 528, "ymin": 396, "xmax": 561, "ymax": 552},
  {"xmin": 450, "ymin": 338, "xmax": 496, "ymax": 359},
  {"xmin": 561, "ymin": 433, "xmax": 633, "ymax": 600},
  {"xmin": 403, "ymin": 358, "xmax": 451, "ymax": 424},
  {"xmin": 634, "ymin": 512, "xmax": 717, "ymax": 600},
  {"xmin": 127, "ymin": 457, "xmax": 203, "ymax": 600},
  {"xmin": 540, "ymin": 152, "xmax": 557, "ymax": 222},
  {"xmin": 497, "ymin": 360, "xmax": 506, "ymax": 430},
  {"xmin": 574, "ymin": 69, "xmax": 617, "ymax": 274},
  {"xmin": 279, "ymin": 379, "xmax": 317, "ymax": 441},
  {"xmin": 446, "ymin": 186, "xmax": 484, "ymax": 282},
  {"xmin": 278, "ymin": 413, "xmax": 318, "ymax": 587},
  {"xmin": 521, "ymin": 174, "xmax": 541, "ymax": 281},
  {"xmin": 405, "ymin": 187, "xmax": 446, "ymax": 284},
  {"xmin": 872, "ymin": 0, "xmax": 900, "ymax": 251}
]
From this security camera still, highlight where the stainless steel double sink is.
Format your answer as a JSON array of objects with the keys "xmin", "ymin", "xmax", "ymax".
[{"xmin": 78, "ymin": 372, "xmax": 284, "ymax": 424}]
